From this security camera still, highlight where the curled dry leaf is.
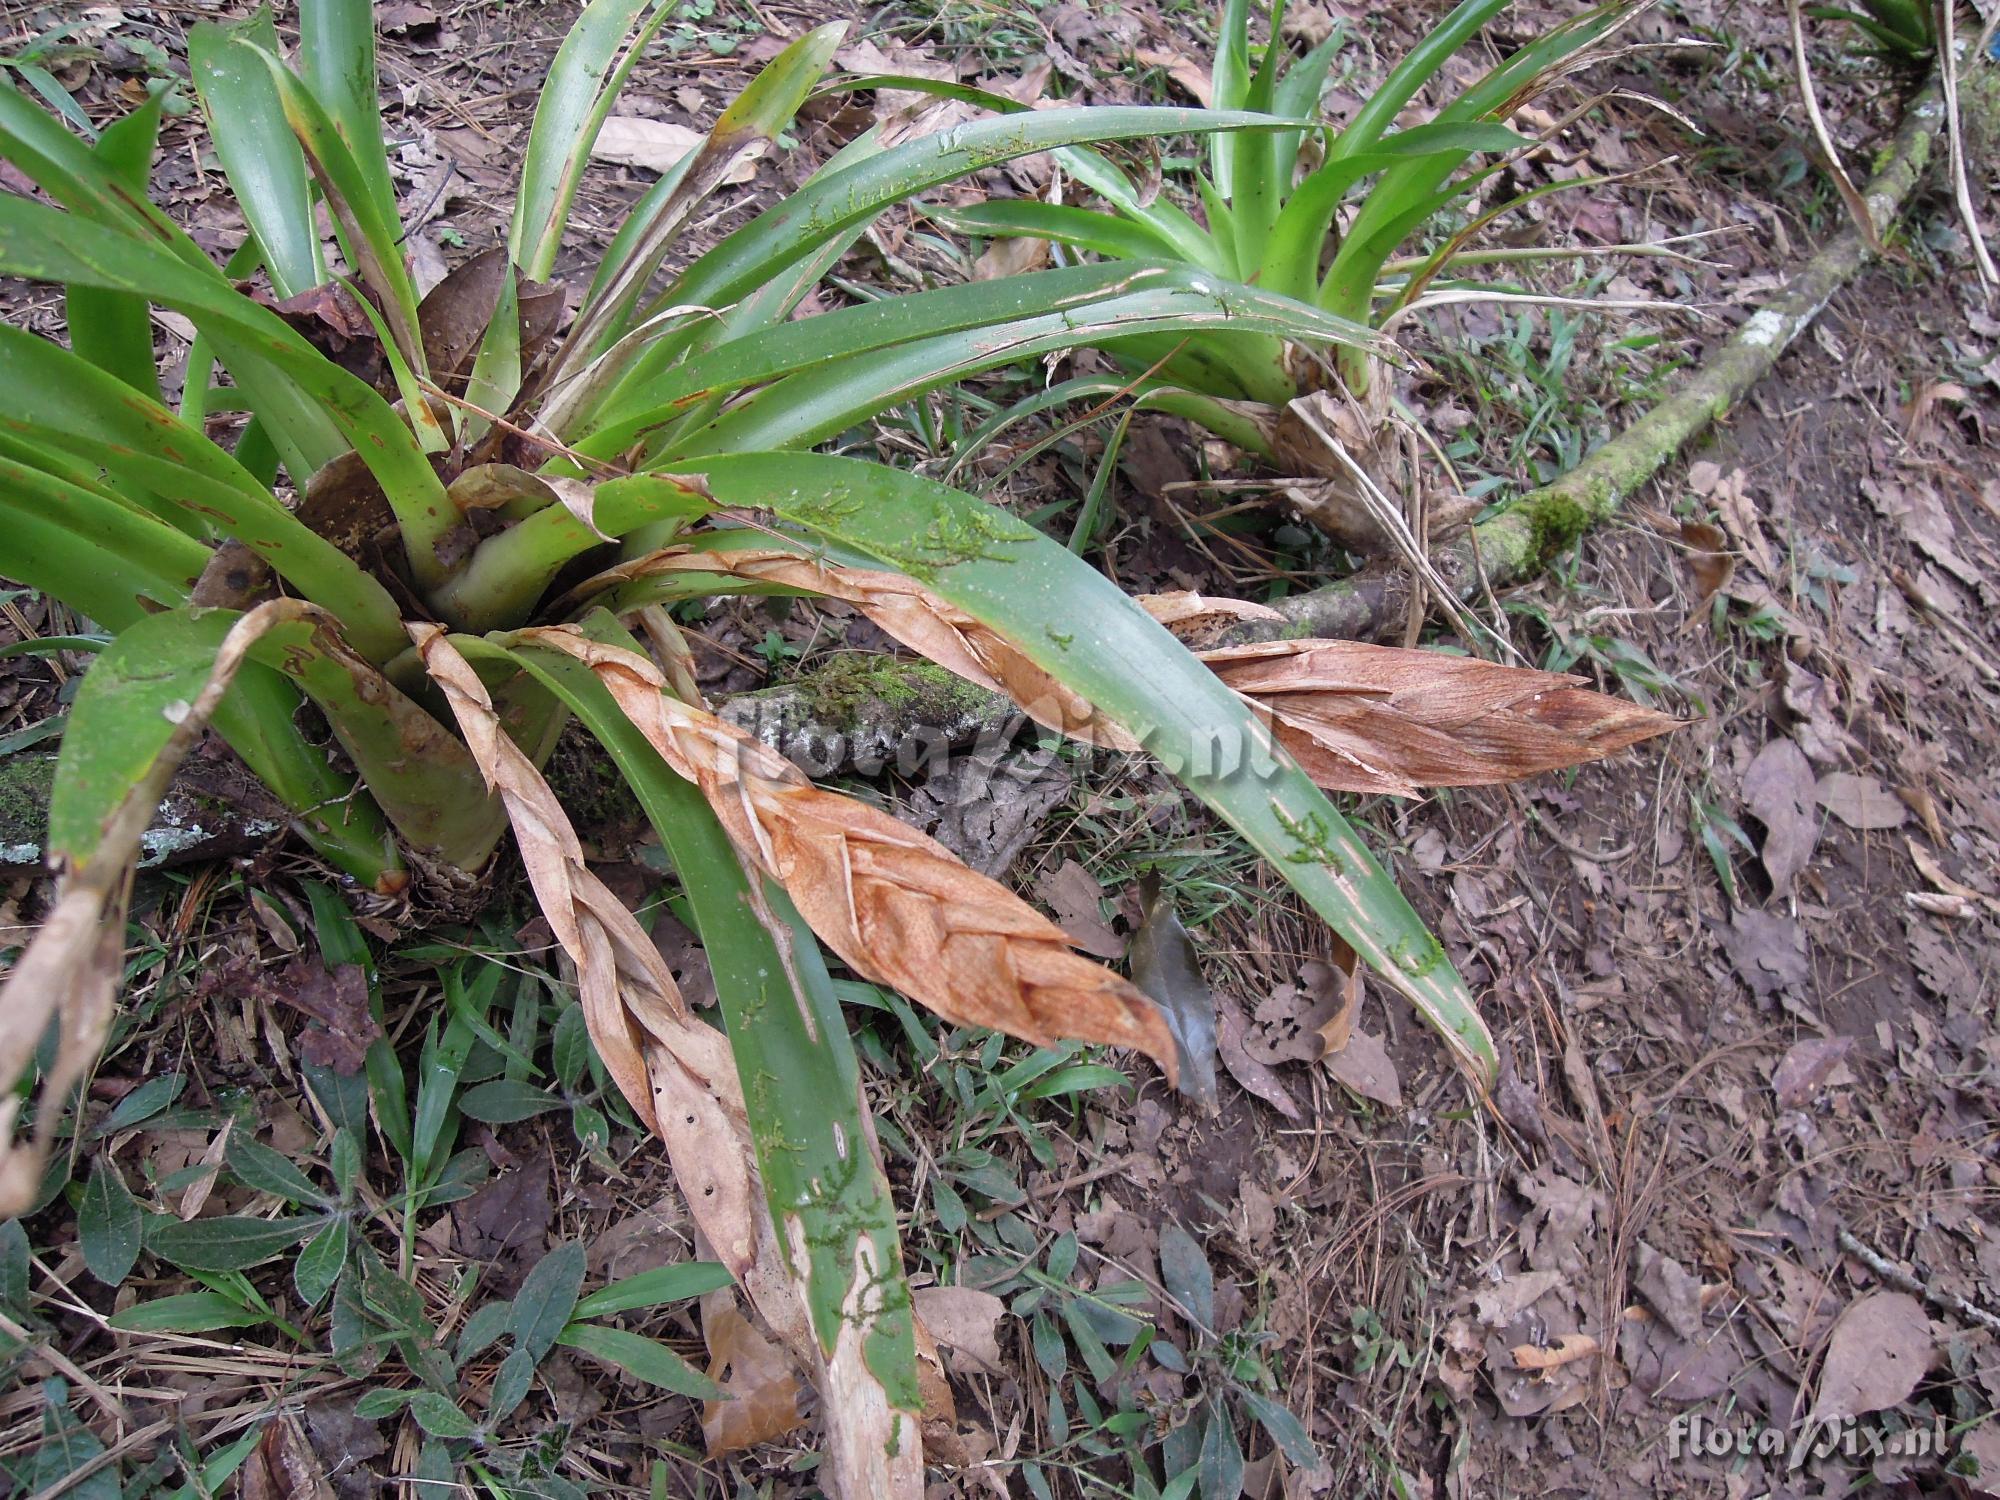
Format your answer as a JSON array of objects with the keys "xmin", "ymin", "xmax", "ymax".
[
  {"xmin": 1194, "ymin": 640, "xmax": 1679, "ymax": 798},
  {"xmin": 592, "ymin": 552, "xmax": 1674, "ymax": 800},
  {"xmin": 701, "ymin": 1300, "xmax": 806, "ymax": 1456},
  {"xmin": 592, "ymin": 117, "xmax": 763, "ymax": 184},
  {"xmin": 1511, "ymin": 1331, "xmax": 1601, "ymax": 1373},
  {"xmin": 0, "ymin": 601, "xmax": 298, "ymax": 1214},
  {"xmin": 411, "ymin": 626, "xmax": 760, "ymax": 1274},
  {"xmin": 518, "ymin": 627, "xmax": 1178, "ymax": 1080}
]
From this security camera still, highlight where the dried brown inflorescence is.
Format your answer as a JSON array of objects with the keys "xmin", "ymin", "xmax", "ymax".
[
  {"xmin": 1194, "ymin": 639, "xmax": 1679, "ymax": 799},
  {"xmin": 517, "ymin": 626, "xmax": 1178, "ymax": 1081},
  {"xmin": 594, "ymin": 547, "xmax": 1677, "ymax": 802}
]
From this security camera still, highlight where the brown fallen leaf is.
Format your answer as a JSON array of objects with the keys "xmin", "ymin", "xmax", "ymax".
[
  {"xmin": 911, "ymin": 1315, "xmax": 956, "ymax": 1425},
  {"xmin": 1214, "ymin": 992, "xmax": 1300, "ymax": 1120},
  {"xmin": 592, "ymin": 117, "xmax": 762, "ymax": 183},
  {"xmin": 259, "ymin": 961, "xmax": 381, "ymax": 1075},
  {"xmin": 973, "ymin": 234, "xmax": 1050, "ymax": 281},
  {"xmin": 1128, "ymin": 873, "xmax": 1219, "ymax": 1111},
  {"xmin": 520, "ymin": 628, "xmax": 1177, "ymax": 1080},
  {"xmin": 1311, "ymin": 941, "xmax": 1362, "ymax": 1057},
  {"xmin": 1032, "ymin": 859, "xmax": 1123, "ymax": 960},
  {"xmin": 1817, "ymin": 772, "xmax": 1908, "ymax": 831},
  {"xmin": 701, "ymin": 1301, "xmax": 805, "ymax": 1456},
  {"xmin": 1771, "ymin": 1035, "xmax": 1855, "ymax": 1109},
  {"xmin": 1322, "ymin": 1030, "xmax": 1402, "ymax": 1109},
  {"xmin": 1809, "ymin": 1291, "xmax": 1933, "ymax": 1422},
  {"xmin": 1907, "ymin": 839, "xmax": 2000, "ymax": 917},
  {"xmin": 1742, "ymin": 737, "xmax": 1821, "ymax": 898},
  {"xmin": 1134, "ymin": 46, "xmax": 1214, "ymax": 105},
  {"xmin": 1511, "ymin": 1331, "xmax": 1601, "ymax": 1373},
  {"xmin": 240, "ymin": 1409, "xmax": 336, "ymax": 1500},
  {"xmin": 911, "ymin": 1285, "xmax": 1007, "ymax": 1374},
  {"xmin": 0, "ymin": 601, "xmax": 302, "ymax": 1214}
]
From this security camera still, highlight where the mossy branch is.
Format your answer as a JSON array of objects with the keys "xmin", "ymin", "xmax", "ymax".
[{"xmin": 1233, "ymin": 65, "xmax": 1980, "ymax": 646}]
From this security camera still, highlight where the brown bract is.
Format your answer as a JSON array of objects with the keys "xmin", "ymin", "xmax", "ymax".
[
  {"xmin": 517, "ymin": 626, "xmax": 1178, "ymax": 1081},
  {"xmin": 1195, "ymin": 640, "xmax": 1679, "ymax": 799},
  {"xmin": 587, "ymin": 546, "xmax": 1141, "ymax": 750},
  {"xmin": 589, "ymin": 550, "xmax": 1673, "ymax": 801}
]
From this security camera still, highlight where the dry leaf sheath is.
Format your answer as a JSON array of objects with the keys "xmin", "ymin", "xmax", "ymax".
[{"xmin": 517, "ymin": 627, "xmax": 1179, "ymax": 1081}]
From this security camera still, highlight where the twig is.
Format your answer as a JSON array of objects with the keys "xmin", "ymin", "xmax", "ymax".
[{"xmin": 1837, "ymin": 1227, "xmax": 2000, "ymax": 1334}]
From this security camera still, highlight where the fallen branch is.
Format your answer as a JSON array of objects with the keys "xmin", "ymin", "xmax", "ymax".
[{"xmin": 1238, "ymin": 64, "xmax": 1983, "ymax": 647}]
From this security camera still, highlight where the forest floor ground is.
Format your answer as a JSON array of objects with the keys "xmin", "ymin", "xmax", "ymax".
[{"xmin": 1, "ymin": 0, "xmax": 1998, "ymax": 1496}]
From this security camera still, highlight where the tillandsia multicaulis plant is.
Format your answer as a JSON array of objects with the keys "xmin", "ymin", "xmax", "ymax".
[
  {"xmin": 925, "ymin": 0, "xmax": 1656, "ymax": 550},
  {"xmin": 1809, "ymin": 0, "xmax": 1936, "ymax": 64},
  {"xmin": 0, "ymin": 1, "xmax": 1674, "ymax": 1491}
]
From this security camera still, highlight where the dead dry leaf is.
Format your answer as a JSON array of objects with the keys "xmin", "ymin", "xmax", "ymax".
[
  {"xmin": 1473, "ymin": 1269, "xmax": 1568, "ymax": 1327},
  {"xmin": 1215, "ymin": 993, "xmax": 1300, "ymax": 1120},
  {"xmin": 1809, "ymin": 1291, "xmax": 1933, "ymax": 1422},
  {"xmin": 1128, "ymin": 873, "xmax": 1218, "ymax": 1110},
  {"xmin": 1742, "ymin": 737, "xmax": 1821, "ymax": 897},
  {"xmin": 239, "ymin": 1410, "xmax": 336, "ymax": 1500},
  {"xmin": 1771, "ymin": 1035, "xmax": 1855, "ymax": 1109},
  {"xmin": 1133, "ymin": 46, "xmax": 1214, "ymax": 105},
  {"xmin": 1194, "ymin": 639, "xmax": 1678, "ymax": 798},
  {"xmin": 911, "ymin": 1286, "xmax": 1006, "ymax": 1374},
  {"xmin": 413, "ymin": 626, "xmax": 758, "ymax": 1276},
  {"xmin": 592, "ymin": 117, "xmax": 761, "ymax": 183},
  {"xmin": 1322, "ymin": 1030, "xmax": 1402, "ymax": 1108},
  {"xmin": 1032, "ymin": 859, "xmax": 1123, "ymax": 960},
  {"xmin": 973, "ymin": 234, "xmax": 1049, "ymax": 280},
  {"xmin": 701, "ymin": 1302, "xmax": 805, "ymax": 1456},
  {"xmin": 1511, "ymin": 1332, "xmax": 1600, "ymax": 1373},
  {"xmin": 1817, "ymin": 772, "xmax": 1908, "ymax": 831},
  {"xmin": 601, "ymin": 553, "xmax": 1676, "ymax": 798}
]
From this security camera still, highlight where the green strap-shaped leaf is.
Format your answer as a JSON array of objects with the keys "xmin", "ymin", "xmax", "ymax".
[
  {"xmin": 464, "ymin": 627, "xmax": 922, "ymax": 1431},
  {"xmin": 0, "ymin": 327, "xmax": 408, "ymax": 662},
  {"xmin": 49, "ymin": 609, "xmax": 245, "ymax": 869},
  {"xmin": 560, "ymin": 23, "xmax": 846, "ymax": 375},
  {"xmin": 244, "ymin": 43, "xmax": 425, "ymax": 376},
  {"xmin": 655, "ymin": 276, "xmax": 1376, "ymax": 459},
  {"xmin": 189, "ymin": 11, "xmax": 324, "ymax": 298},
  {"xmin": 0, "ymin": 193, "xmax": 457, "ymax": 604},
  {"xmin": 644, "ymin": 106, "xmax": 1319, "ymax": 377},
  {"xmin": 67, "ymin": 91, "xmax": 164, "ymax": 399},
  {"xmin": 656, "ymin": 456, "xmax": 1500, "ymax": 1084},
  {"xmin": 931, "ymin": 199, "xmax": 1190, "ymax": 263},
  {"xmin": 511, "ymin": 0, "xmax": 676, "ymax": 281},
  {"xmin": 583, "ymin": 263, "xmax": 1383, "ymax": 458},
  {"xmin": 295, "ymin": 0, "xmax": 402, "ymax": 244}
]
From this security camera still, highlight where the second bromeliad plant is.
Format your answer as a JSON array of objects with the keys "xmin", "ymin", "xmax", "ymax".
[{"xmin": 0, "ymin": 0, "xmax": 1670, "ymax": 1491}]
